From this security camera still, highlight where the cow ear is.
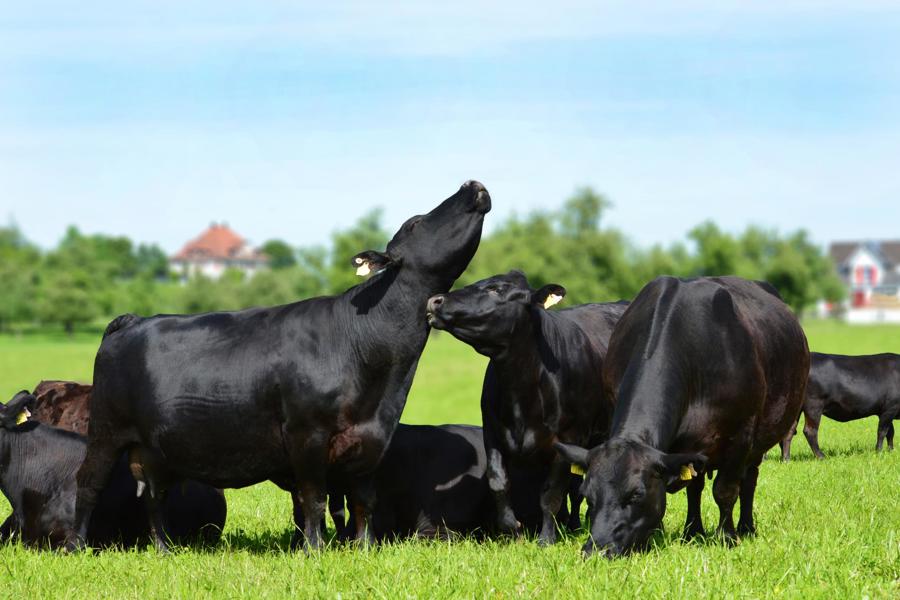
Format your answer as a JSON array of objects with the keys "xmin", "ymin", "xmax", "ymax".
[
  {"xmin": 1, "ymin": 391, "xmax": 35, "ymax": 429},
  {"xmin": 656, "ymin": 452, "xmax": 708, "ymax": 487},
  {"xmin": 351, "ymin": 251, "xmax": 395, "ymax": 277},
  {"xmin": 554, "ymin": 441, "xmax": 590, "ymax": 471},
  {"xmin": 533, "ymin": 284, "xmax": 566, "ymax": 309}
]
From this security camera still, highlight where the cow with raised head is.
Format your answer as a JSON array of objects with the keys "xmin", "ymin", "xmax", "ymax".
[
  {"xmin": 780, "ymin": 352, "xmax": 899, "ymax": 460},
  {"xmin": 425, "ymin": 270, "xmax": 627, "ymax": 545},
  {"xmin": 555, "ymin": 276, "xmax": 808, "ymax": 558},
  {"xmin": 66, "ymin": 181, "xmax": 490, "ymax": 553}
]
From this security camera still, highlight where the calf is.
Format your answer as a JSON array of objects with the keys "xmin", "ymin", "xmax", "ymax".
[
  {"xmin": 331, "ymin": 424, "xmax": 583, "ymax": 540},
  {"xmin": 556, "ymin": 276, "xmax": 808, "ymax": 557},
  {"xmin": 426, "ymin": 271, "xmax": 627, "ymax": 544},
  {"xmin": 780, "ymin": 352, "xmax": 899, "ymax": 460},
  {"xmin": 0, "ymin": 391, "xmax": 226, "ymax": 548},
  {"xmin": 68, "ymin": 181, "xmax": 490, "ymax": 552}
]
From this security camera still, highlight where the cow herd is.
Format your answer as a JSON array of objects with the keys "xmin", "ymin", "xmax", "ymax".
[{"xmin": 0, "ymin": 181, "xmax": 897, "ymax": 559}]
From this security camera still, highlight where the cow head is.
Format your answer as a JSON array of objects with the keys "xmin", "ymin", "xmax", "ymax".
[
  {"xmin": 351, "ymin": 180, "xmax": 490, "ymax": 289},
  {"xmin": 555, "ymin": 439, "xmax": 706, "ymax": 558},
  {"xmin": 425, "ymin": 271, "xmax": 565, "ymax": 356},
  {"xmin": 0, "ymin": 391, "xmax": 36, "ymax": 430}
]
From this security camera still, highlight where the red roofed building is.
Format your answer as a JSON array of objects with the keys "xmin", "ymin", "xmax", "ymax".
[{"xmin": 171, "ymin": 222, "xmax": 268, "ymax": 280}]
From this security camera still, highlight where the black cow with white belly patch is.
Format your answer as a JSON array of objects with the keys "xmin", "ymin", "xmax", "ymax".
[
  {"xmin": 426, "ymin": 271, "xmax": 627, "ymax": 545},
  {"xmin": 330, "ymin": 423, "xmax": 584, "ymax": 540}
]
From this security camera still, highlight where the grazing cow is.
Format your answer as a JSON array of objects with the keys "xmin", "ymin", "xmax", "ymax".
[
  {"xmin": 425, "ymin": 271, "xmax": 627, "ymax": 544},
  {"xmin": 67, "ymin": 181, "xmax": 490, "ymax": 552},
  {"xmin": 331, "ymin": 424, "xmax": 584, "ymax": 541},
  {"xmin": 780, "ymin": 352, "xmax": 900, "ymax": 460},
  {"xmin": 0, "ymin": 391, "xmax": 226, "ymax": 548},
  {"xmin": 555, "ymin": 276, "xmax": 809, "ymax": 558}
]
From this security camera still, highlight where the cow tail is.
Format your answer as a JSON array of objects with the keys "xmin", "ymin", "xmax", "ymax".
[{"xmin": 102, "ymin": 314, "xmax": 142, "ymax": 340}]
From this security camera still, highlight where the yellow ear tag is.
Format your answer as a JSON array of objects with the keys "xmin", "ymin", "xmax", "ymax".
[
  {"xmin": 543, "ymin": 294, "xmax": 563, "ymax": 309},
  {"xmin": 355, "ymin": 260, "xmax": 371, "ymax": 277},
  {"xmin": 679, "ymin": 464, "xmax": 698, "ymax": 481},
  {"xmin": 570, "ymin": 463, "xmax": 585, "ymax": 476},
  {"xmin": 16, "ymin": 408, "xmax": 31, "ymax": 426}
]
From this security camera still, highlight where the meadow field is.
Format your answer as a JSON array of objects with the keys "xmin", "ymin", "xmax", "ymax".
[{"xmin": 0, "ymin": 320, "xmax": 897, "ymax": 598}]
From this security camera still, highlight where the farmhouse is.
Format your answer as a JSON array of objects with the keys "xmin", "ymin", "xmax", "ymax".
[
  {"xmin": 828, "ymin": 240, "xmax": 900, "ymax": 323},
  {"xmin": 170, "ymin": 222, "xmax": 268, "ymax": 280}
]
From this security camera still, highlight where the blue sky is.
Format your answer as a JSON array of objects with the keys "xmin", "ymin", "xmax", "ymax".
[{"xmin": 1, "ymin": 2, "xmax": 898, "ymax": 254}]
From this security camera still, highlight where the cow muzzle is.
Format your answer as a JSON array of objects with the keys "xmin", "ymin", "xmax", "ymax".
[{"xmin": 462, "ymin": 180, "xmax": 491, "ymax": 214}]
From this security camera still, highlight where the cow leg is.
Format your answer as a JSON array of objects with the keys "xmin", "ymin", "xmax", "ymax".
[
  {"xmin": 0, "ymin": 513, "xmax": 18, "ymax": 542},
  {"xmin": 683, "ymin": 475, "xmax": 706, "ymax": 539},
  {"xmin": 328, "ymin": 490, "xmax": 347, "ymax": 539},
  {"xmin": 289, "ymin": 491, "xmax": 307, "ymax": 550},
  {"xmin": 780, "ymin": 415, "xmax": 799, "ymax": 461},
  {"xmin": 537, "ymin": 458, "xmax": 570, "ymax": 545},
  {"xmin": 485, "ymin": 445, "xmax": 520, "ymax": 536},
  {"xmin": 66, "ymin": 436, "xmax": 127, "ymax": 551},
  {"xmin": 144, "ymin": 488, "xmax": 171, "ymax": 553},
  {"xmin": 349, "ymin": 476, "xmax": 376, "ymax": 547},
  {"xmin": 712, "ymin": 472, "xmax": 740, "ymax": 543},
  {"xmin": 802, "ymin": 410, "xmax": 826, "ymax": 459},
  {"xmin": 737, "ymin": 463, "xmax": 760, "ymax": 537},
  {"xmin": 297, "ymin": 482, "xmax": 327, "ymax": 552},
  {"xmin": 887, "ymin": 422, "xmax": 895, "ymax": 451},
  {"xmin": 876, "ymin": 415, "xmax": 893, "ymax": 452},
  {"xmin": 566, "ymin": 476, "xmax": 583, "ymax": 532}
]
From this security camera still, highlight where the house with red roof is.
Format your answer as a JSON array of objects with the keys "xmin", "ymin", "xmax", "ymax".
[
  {"xmin": 827, "ymin": 240, "xmax": 900, "ymax": 323},
  {"xmin": 170, "ymin": 222, "xmax": 268, "ymax": 280}
]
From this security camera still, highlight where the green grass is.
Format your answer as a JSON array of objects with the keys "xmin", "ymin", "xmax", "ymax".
[{"xmin": 0, "ymin": 320, "xmax": 898, "ymax": 598}]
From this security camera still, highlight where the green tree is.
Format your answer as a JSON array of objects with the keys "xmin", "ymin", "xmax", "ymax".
[
  {"xmin": 0, "ymin": 225, "xmax": 40, "ymax": 330},
  {"xmin": 261, "ymin": 240, "xmax": 297, "ymax": 270},
  {"xmin": 36, "ymin": 268, "xmax": 99, "ymax": 335},
  {"xmin": 135, "ymin": 244, "xmax": 170, "ymax": 279}
]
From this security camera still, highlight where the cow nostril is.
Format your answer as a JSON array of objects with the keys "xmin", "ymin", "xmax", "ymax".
[{"xmin": 428, "ymin": 295, "xmax": 444, "ymax": 312}]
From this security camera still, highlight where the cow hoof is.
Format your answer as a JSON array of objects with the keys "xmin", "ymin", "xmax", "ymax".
[
  {"xmin": 717, "ymin": 531, "xmax": 739, "ymax": 547},
  {"xmin": 683, "ymin": 526, "xmax": 706, "ymax": 541}
]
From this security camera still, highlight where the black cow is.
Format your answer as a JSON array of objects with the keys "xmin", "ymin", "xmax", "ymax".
[
  {"xmin": 330, "ymin": 424, "xmax": 583, "ymax": 541},
  {"xmin": 556, "ymin": 276, "xmax": 808, "ymax": 558},
  {"xmin": 425, "ymin": 271, "xmax": 627, "ymax": 544},
  {"xmin": 0, "ymin": 391, "xmax": 226, "ymax": 548},
  {"xmin": 67, "ymin": 181, "xmax": 490, "ymax": 552},
  {"xmin": 780, "ymin": 352, "xmax": 900, "ymax": 460}
]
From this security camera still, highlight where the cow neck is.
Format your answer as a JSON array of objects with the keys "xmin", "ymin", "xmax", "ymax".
[
  {"xmin": 0, "ymin": 424, "xmax": 80, "ymax": 490},
  {"xmin": 608, "ymin": 357, "xmax": 687, "ymax": 451},
  {"xmin": 340, "ymin": 265, "xmax": 449, "ymax": 357},
  {"xmin": 490, "ymin": 310, "xmax": 554, "ymax": 409}
]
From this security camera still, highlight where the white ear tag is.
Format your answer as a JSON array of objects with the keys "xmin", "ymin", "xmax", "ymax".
[
  {"xmin": 355, "ymin": 257, "xmax": 371, "ymax": 277},
  {"xmin": 543, "ymin": 293, "xmax": 563, "ymax": 309}
]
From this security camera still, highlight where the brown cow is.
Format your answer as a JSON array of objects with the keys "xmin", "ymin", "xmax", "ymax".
[{"xmin": 30, "ymin": 381, "xmax": 92, "ymax": 435}]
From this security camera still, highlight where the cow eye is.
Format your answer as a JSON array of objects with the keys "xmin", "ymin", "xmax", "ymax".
[{"xmin": 626, "ymin": 490, "xmax": 644, "ymax": 505}]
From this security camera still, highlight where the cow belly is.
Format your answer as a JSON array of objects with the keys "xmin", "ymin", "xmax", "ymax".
[{"xmin": 149, "ymin": 407, "xmax": 289, "ymax": 488}]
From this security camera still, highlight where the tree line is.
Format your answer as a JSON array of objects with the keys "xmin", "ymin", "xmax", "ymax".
[{"xmin": 0, "ymin": 188, "xmax": 845, "ymax": 334}]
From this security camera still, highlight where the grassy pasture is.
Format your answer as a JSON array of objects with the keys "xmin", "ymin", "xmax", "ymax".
[{"xmin": 0, "ymin": 321, "xmax": 897, "ymax": 598}]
